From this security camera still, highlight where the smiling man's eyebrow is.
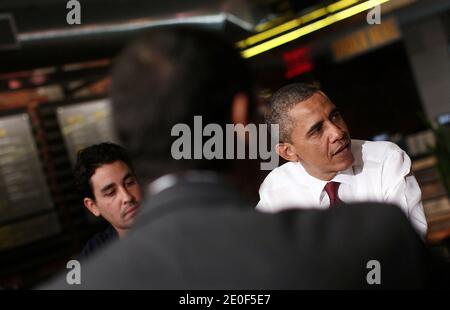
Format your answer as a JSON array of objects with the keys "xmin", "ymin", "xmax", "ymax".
[{"xmin": 329, "ymin": 107, "xmax": 339, "ymax": 118}]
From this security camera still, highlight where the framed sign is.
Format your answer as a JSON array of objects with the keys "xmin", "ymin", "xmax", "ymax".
[
  {"xmin": 56, "ymin": 98, "xmax": 118, "ymax": 165},
  {"xmin": 0, "ymin": 113, "xmax": 54, "ymax": 224}
]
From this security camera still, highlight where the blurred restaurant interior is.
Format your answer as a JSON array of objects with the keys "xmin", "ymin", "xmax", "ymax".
[{"xmin": 0, "ymin": 0, "xmax": 449, "ymax": 288}]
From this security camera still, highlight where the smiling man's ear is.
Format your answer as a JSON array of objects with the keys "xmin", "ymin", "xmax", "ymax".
[
  {"xmin": 83, "ymin": 197, "xmax": 100, "ymax": 217},
  {"xmin": 276, "ymin": 143, "xmax": 300, "ymax": 162}
]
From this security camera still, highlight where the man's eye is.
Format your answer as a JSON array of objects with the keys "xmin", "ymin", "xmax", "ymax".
[
  {"xmin": 331, "ymin": 112, "xmax": 341, "ymax": 120},
  {"xmin": 105, "ymin": 191, "xmax": 115, "ymax": 197},
  {"xmin": 125, "ymin": 179, "xmax": 136, "ymax": 186}
]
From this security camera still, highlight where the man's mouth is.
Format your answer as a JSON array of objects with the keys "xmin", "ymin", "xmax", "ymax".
[
  {"xmin": 123, "ymin": 204, "xmax": 140, "ymax": 217},
  {"xmin": 333, "ymin": 140, "xmax": 350, "ymax": 156}
]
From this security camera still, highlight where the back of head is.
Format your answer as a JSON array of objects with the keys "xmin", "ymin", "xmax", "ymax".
[{"xmin": 111, "ymin": 27, "xmax": 255, "ymax": 183}]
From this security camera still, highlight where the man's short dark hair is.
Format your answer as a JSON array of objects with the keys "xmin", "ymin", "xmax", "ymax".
[
  {"xmin": 74, "ymin": 142, "xmax": 134, "ymax": 200},
  {"xmin": 266, "ymin": 83, "xmax": 319, "ymax": 143},
  {"xmin": 111, "ymin": 27, "xmax": 256, "ymax": 183}
]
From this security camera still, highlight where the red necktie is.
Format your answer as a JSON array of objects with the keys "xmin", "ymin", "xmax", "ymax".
[{"xmin": 324, "ymin": 181, "xmax": 341, "ymax": 207}]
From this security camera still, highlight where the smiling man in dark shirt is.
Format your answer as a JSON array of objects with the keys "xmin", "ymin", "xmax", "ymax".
[{"xmin": 74, "ymin": 142, "xmax": 142, "ymax": 259}]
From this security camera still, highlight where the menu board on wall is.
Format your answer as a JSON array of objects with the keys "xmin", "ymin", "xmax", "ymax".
[
  {"xmin": 0, "ymin": 113, "xmax": 55, "ymax": 224},
  {"xmin": 0, "ymin": 212, "xmax": 61, "ymax": 251},
  {"xmin": 56, "ymin": 98, "xmax": 118, "ymax": 165}
]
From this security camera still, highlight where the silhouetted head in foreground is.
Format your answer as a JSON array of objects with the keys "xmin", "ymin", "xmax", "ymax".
[{"xmin": 111, "ymin": 27, "xmax": 258, "ymax": 189}]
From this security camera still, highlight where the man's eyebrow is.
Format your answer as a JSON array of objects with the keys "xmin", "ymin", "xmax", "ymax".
[
  {"xmin": 100, "ymin": 183, "xmax": 116, "ymax": 193},
  {"xmin": 306, "ymin": 120, "xmax": 323, "ymax": 136},
  {"xmin": 329, "ymin": 107, "xmax": 339, "ymax": 117}
]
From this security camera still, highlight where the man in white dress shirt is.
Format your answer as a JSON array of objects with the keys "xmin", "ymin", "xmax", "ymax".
[{"xmin": 257, "ymin": 83, "xmax": 428, "ymax": 238}]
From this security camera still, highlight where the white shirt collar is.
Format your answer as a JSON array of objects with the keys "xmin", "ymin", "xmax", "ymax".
[
  {"xmin": 332, "ymin": 165, "xmax": 355, "ymax": 187},
  {"xmin": 293, "ymin": 161, "xmax": 355, "ymax": 205}
]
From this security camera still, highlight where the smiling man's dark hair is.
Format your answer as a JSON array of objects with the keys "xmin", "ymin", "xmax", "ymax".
[{"xmin": 266, "ymin": 83, "xmax": 319, "ymax": 143}]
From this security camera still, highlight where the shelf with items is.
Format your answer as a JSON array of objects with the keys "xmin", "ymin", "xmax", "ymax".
[{"xmin": 411, "ymin": 155, "xmax": 450, "ymax": 243}]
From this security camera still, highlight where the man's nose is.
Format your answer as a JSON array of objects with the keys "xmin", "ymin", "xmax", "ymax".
[
  {"xmin": 328, "ymin": 122, "xmax": 345, "ymax": 143},
  {"xmin": 118, "ymin": 186, "xmax": 134, "ymax": 203}
]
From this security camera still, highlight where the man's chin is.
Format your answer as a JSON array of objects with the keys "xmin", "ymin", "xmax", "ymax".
[
  {"xmin": 119, "ymin": 221, "xmax": 135, "ymax": 230},
  {"xmin": 338, "ymin": 153, "xmax": 354, "ymax": 170}
]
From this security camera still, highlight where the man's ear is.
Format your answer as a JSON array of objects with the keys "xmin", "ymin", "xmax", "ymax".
[
  {"xmin": 276, "ymin": 143, "xmax": 300, "ymax": 162},
  {"xmin": 83, "ymin": 197, "xmax": 100, "ymax": 217},
  {"xmin": 231, "ymin": 92, "xmax": 249, "ymax": 126}
]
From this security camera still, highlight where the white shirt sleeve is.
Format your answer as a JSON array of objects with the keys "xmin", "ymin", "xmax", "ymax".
[
  {"xmin": 381, "ymin": 145, "xmax": 428, "ymax": 238},
  {"xmin": 255, "ymin": 192, "xmax": 274, "ymax": 213},
  {"xmin": 255, "ymin": 200, "xmax": 265, "ymax": 211},
  {"xmin": 256, "ymin": 176, "xmax": 277, "ymax": 213}
]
